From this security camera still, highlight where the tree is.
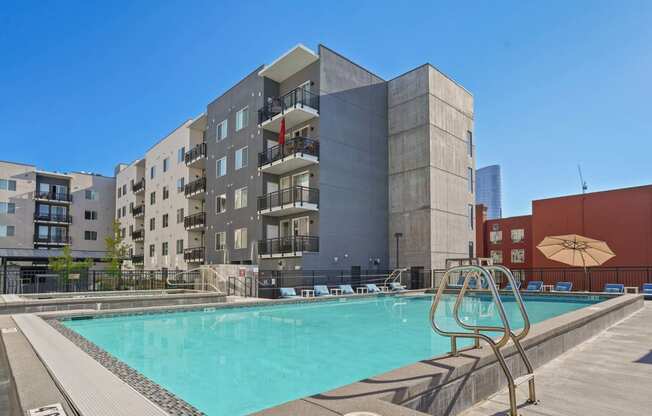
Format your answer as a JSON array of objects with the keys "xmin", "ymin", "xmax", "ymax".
[
  {"xmin": 49, "ymin": 245, "xmax": 94, "ymax": 288},
  {"xmin": 104, "ymin": 220, "xmax": 129, "ymax": 275}
]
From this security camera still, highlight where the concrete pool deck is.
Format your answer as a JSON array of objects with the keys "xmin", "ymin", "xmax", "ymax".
[{"xmin": 461, "ymin": 301, "xmax": 652, "ymax": 416}]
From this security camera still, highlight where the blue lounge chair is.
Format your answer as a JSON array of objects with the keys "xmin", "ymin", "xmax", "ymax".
[
  {"xmin": 314, "ymin": 285, "xmax": 332, "ymax": 296},
  {"xmin": 504, "ymin": 280, "xmax": 521, "ymax": 291},
  {"xmin": 279, "ymin": 287, "xmax": 299, "ymax": 298},
  {"xmin": 642, "ymin": 283, "xmax": 652, "ymax": 300},
  {"xmin": 389, "ymin": 282, "xmax": 406, "ymax": 291},
  {"xmin": 338, "ymin": 284, "xmax": 354, "ymax": 295},
  {"xmin": 366, "ymin": 283, "xmax": 382, "ymax": 293},
  {"xmin": 554, "ymin": 281, "xmax": 573, "ymax": 292},
  {"xmin": 525, "ymin": 281, "xmax": 543, "ymax": 292},
  {"xmin": 603, "ymin": 283, "xmax": 624, "ymax": 294}
]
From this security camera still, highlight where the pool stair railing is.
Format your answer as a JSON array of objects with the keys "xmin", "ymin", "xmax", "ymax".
[
  {"xmin": 383, "ymin": 268, "xmax": 409, "ymax": 290},
  {"xmin": 429, "ymin": 264, "xmax": 538, "ymax": 416},
  {"xmin": 168, "ymin": 266, "xmax": 225, "ymax": 294}
]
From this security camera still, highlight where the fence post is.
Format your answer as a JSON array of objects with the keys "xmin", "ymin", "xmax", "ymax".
[{"xmin": 92, "ymin": 271, "xmax": 96, "ymax": 291}]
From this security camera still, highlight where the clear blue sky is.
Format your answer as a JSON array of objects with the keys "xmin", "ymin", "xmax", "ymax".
[{"xmin": 2, "ymin": 1, "xmax": 651, "ymax": 216}]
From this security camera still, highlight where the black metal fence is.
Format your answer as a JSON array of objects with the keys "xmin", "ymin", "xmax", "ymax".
[{"xmin": 511, "ymin": 267, "xmax": 652, "ymax": 292}]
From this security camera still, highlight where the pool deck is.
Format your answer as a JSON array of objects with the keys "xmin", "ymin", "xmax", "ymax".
[{"xmin": 461, "ymin": 302, "xmax": 652, "ymax": 416}]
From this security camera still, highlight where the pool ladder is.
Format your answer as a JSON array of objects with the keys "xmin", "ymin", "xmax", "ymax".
[{"xmin": 429, "ymin": 264, "xmax": 537, "ymax": 416}]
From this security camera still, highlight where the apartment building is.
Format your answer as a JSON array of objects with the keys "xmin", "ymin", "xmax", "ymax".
[{"xmin": 0, "ymin": 160, "xmax": 115, "ymax": 266}]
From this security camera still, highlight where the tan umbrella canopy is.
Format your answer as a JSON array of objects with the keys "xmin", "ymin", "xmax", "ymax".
[{"xmin": 537, "ymin": 234, "xmax": 615, "ymax": 268}]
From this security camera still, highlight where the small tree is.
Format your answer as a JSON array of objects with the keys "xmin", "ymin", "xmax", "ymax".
[
  {"xmin": 49, "ymin": 245, "xmax": 94, "ymax": 290},
  {"xmin": 104, "ymin": 220, "xmax": 129, "ymax": 275}
]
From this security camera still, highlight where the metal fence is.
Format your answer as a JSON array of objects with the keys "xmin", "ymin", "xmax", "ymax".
[{"xmin": 511, "ymin": 266, "xmax": 652, "ymax": 292}]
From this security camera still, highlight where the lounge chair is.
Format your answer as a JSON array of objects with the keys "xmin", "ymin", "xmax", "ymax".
[
  {"xmin": 279, "ymin": 287, "xmax": 299, "ymax": 298},
  {"xmin": 366, "ymin": 283, "xmax": 382, "ymax": 293},
  {"xmin": 504, "ymin": 280, "xmax": 522, "ymax": 291},
  {"xmin": 389, "ymin": 281, "xmax": 406, "ymax": 291},
  {"xmin": 338, "ymin": 284, "xmax": 355, "ymax": 295},
  {"xmin": 603, "ymin": 283, "xmax": 624, "ymax": 294},
  {"xmin": 525, "ymin": 281, "xmax": 543, "ymax": 292},
  {"xmin": 554, "ymin": 281, "xmax": 573, "ymax": 292},
  {"xmin": 314, "ymin": 285, "xmax": 332, "ymax": 296},
  {"xmin": 642, "ymin": 283, "xmax": 652, "ymax": 300}
]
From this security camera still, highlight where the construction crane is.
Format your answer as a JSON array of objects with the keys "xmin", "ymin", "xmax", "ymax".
[{"xmin": 577, "ymin": 165, "xmax": 588, "ymax": 194}]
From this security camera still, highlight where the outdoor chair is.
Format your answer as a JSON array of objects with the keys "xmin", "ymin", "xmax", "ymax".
[
  {"xmin": 554, "ymin": 281, "xmax": 573, "ymax": 292},
  {"xmin": 279, "ymin": 287, "xmax": 299, "ymax": 298},
  {"xmin": 314, "ymin": 285, "xmax": 332, "ymax": 296},
  {"xmin": 338, "ymin": 284, "xmax": 355, "ymax": 295},
  {"xmin": 603, "ymin": 283, "xmax": 624, "ymax": 294},
  {"xmin": 366, "ymin": 283, "xmax": 382, "ymax": 293},
  {"xmin": 389, "ymin": 282, "xmax": 406, "ymax": 291},
  {"xmin": 642, "ymin": 283, "xmax": 652, "ymax": 300},
  {"xmin": 504, "ymin": 280, "xmax": 522, "ymax": 291},
  {"xmin": 525, "ymin": 281, "xmax": 544, "ymax": 292}
]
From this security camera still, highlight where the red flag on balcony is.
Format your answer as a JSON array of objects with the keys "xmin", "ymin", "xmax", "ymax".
[{"xmin": 278, "ymin": 117, "xmax": 286, "ymax": 146}]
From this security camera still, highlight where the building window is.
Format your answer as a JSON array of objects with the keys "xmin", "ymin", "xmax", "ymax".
[
  {"xmin": 176, "ymin": 239, "xmax": 184, "ymax": 254},
  {"xmin": 468, "ymin": 241, "xmax": 474, "ymax": 258},
  {"xmin": 215, "ymin": 232, "xmax": 226, "ymax": 251},
  {"xmin": 176, "ymin": 208, "xmax": 184, "ymax": 224},
  {"xmin": 122, "ymin": 206, "xmax": 126, "ymax": 217},
  {"xmin": 511, "ymin": 249, "xmax": 525, "ymax": 263},
  {"xmin": 129, "ymin": 225, "xmax": 133, "ymax": 236},
  {"xmin": 162, "ymin": 242, "xmax": 168, "ymax": 256},
  {"xmin": 490, "ymin": 230, "xmax": 503, "ymax": 244},
  {"xmin": 467, "ymin": 204, "xmax": 474, "ymax": 230},
  {"xmin": 0, "ymin": 179, "xmax": 16, "ymax": 191},
  {"xmin": 85, "ymin": 190, "xmax": 97, "ymax": 200},
  {"xmin": 85, "ymin": 210, "xmax": 97, "ymax": 220},
  {"xmin": 84, "ymin": 231, "xmax": 97, "ymax": 241},
  {"xmin": 118, "ymin": 187, "xmax": 121, "ymax": 198},
  {"xmin": 116, "ymin": 209, "xmax": 121, "ymax": 219},
  {"xmin": 150, "ymin": 166, "xmax": 156, "ymax": 179},
  {"xmin": 217, "ymin": 119, "xmax": 228, "ymax": 141},
  {"xmin": 121, "ymin": 227, "xmax": 126, "ymax": 238},
  {"xmin": 490, "ymin": 250, "xmax": 503, "ymax": 264},
  {"xmin": 129, "ymin": 202, "xmax": 134, "ymax": 213},
  {"xmin": 467, "ymin": 167, "xmax": 474, "ymax": 193},
  {"xmin": 162, "ymin": 214, "xmax": 169, "ymax": 228},
  {"xmin": 163, "ymin": 186, "xmax": 169, "ymax": 200},
  {"xmin": 163, "ymin": 158, "xmax": 169, "ymax": 172},
  {"xmin": 511, "ymin": 229, "xmax": 525, "ymax": 243},
  {"xmin": 0, "ymin": 225, "xmax": 15, "ymax": 237},
  {"xmin": 235, "ymin": 147, "xmax": 248, "ymax": 170},
  {"xmin": 467, "ymin": 131, "xmax": 473, "ymax": 157},
  {"xmin": 150, "ymin": 192, "xmax": 156, "ymax": 205},
  {"xmin": 0, "ymin": 202, "xmax": 15, "ymax": 214},
  {"xmin": 216, "ymin": 194, "xmax": 226, "ymax": 213},
  {"xmin": 216, "ymin": 157, "xmax": 227, "ymax": 177},
  {"xmin": 234, "ymin": 227, "xmax": 247, "ymax": 249},
  {"xmin": 235, "ymin": 106, "xmax": 249, "ymax": 131},
  {"xmin": 150, "ymin": 217, "xmax": 155, "ymax": 231},
  {"xmin": 122, "ymin": 184, "xmax": 127, "ymax": 195},
  {"xmin": 176, "ymin": 178, "xmax": 185, "ymax": 192},
  {"xmin": 149, "ymin": 244, "xmax": 155, "ymax": 257},
  {"xmin": 234, "ymin": 187, "xmax": 247, "ymax": 209},
  {"xmin": 177, "ymin": 147, "xmax": 185, "ymax": 163}
]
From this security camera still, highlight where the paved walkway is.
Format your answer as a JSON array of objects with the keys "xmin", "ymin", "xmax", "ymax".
[{"xmin": 462, "ymin": 302, "xmax": 652, "ymax": 416}]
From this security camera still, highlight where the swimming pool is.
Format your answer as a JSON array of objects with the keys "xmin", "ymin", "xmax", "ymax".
[{"xmin": 62, "ymin": 293, "xmax": 604, "ymax": 415}]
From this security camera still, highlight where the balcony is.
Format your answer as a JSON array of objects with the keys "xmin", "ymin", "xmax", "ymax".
[
  {"xmin": 184, "ymin": 177, "xmax": 206, "ymax": 199},
  {"xmin": 184, "ymin": 247, "xmax": 205, "ymax": 263},
  {"xmin": 258, "ymin": 87, "xmax": 319, "ymax": 132},
  {"xmin": 258, "ymin": 236, "xmax": 319, "ymax": 258},
  {"xmin": 131, "ymin": 255, "xmax": 144, "ymax": 265},
  {"xmin": 132, "ymin": 204, "xmax": 145, "ymax": 218},
  {"xmin": 184, "ymin": 212, "xmax": 205, "ymax": 230},
  {"xmin": 257, "ymin": 186, "xmax": 319, "ymax": 217},
  {"xmin": 34, "ymin": 235, "xmax": 71, "ymax": 246},
  {"xmin": 132, "ymin": 229, "xmax": 145, "ymax": 242},
  {"xmin": 34, "ymin": 213, "xmax": 72, "ymax": 224},
  {"xmin": 34, "ymin": 191, "xmax": 72, "ymax": 204},
  {"xmin": 258, "ymin": 137, "xmax": 319, "ymax": 174},
  {"xmin": 185, "ymin": 143, "xmax": 207, "ymax": 167},
  {"xmin": 132, "ymin": 178, "xmax": 146, "ymax": 194}
]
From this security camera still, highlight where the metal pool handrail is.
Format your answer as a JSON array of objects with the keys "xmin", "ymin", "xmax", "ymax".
[
  {"xmin": 168, "ymin": 267, "xmax": 223, "ymax": 293},
  {"xmin": 384, "ymin": 268, "xmax": 408, "ymax": 288},
  {"xmin": 486, "ymin": 264, "xmax": 531, "ymax": 341}
]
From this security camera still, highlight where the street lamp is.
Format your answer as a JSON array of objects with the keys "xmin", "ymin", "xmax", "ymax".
[{"xmin": 394, "ymin": 232, "xmax": 403, "ymax": 269}]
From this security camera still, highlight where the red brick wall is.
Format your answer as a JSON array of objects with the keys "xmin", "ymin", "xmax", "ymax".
[{"xmin": 483, "ymin": 215, "xmax": 533, "ymax": 269}]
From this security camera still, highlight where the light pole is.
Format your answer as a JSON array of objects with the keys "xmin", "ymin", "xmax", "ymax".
[{"xmin": 394, "ymin": 232, "xmax": 403, "ymax": 269}]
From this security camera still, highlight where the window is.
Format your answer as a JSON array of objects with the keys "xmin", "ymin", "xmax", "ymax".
[
  {"xmin": 150, "ymin": 217, "xmax": 155, "ymax": 231},
  {"xmin": 216, "ymin": 157, "xmax": 227, "ymax": 177},
  {"xmin": 150, "ymin": 192, "xmax": 156, "ymax": 205},
  {"xmin": 163, "ymin": 158, "xmax": 169, "ymax": 172},
  {"xmin": 467, "ymin": 131, "xmax": 473, "ymax": 157},
  {"xmin": 511, "ymin": 229, "xmax": 525, "ymax": 243},
  {"xmin": 129, "ymin": 202, "xmax": 134, "ymax": 213},
  {"xmin": 177, "ymin": 147, "xmax": 185, "ymax": 163},
  {"xmin": 0, "ymin": 179, "xmax": 16, "ymax": 191},
  {"xmin": 0, "ymin": 202, "xmax": 15, "ymax": 214},
  {"xmin": 235, "ymin": 147, "xmax": 248, "ymax": 170},
  {"xmin": 116, "ymin": 209, "xmax": 121, "ymax": 219},
  {"xmin": 118, "ymin": 187, "xmax": 121, "ymax": 198},
  {"xmin": 235, "ymin": 106, "xmax": 249, "ymax": 131},
  {"xmin": 121, "ymin": 228, "xmax": 126, "ymax": 238},
  {"xmin": 234, "ymin": 187, "xmax": 247, "ymax": 209},
  {"xmin": 467, "ymin": 167, "xmax": 474, "ymax": 193},
  {"xmin": 129, "ymin": 225, "xmax": 133, "ymax": 236},
  {"xmin": 467, "ymin": 204, "xmax": 474, "ymax": 230},
  {"xmin": 176, "ymin": 178, "xmax": 185, "ymax": 192},
  {"xmin": 216, "ymin": 119, "xmax": 228, "ymax": 141},
  {"xmin": 85, "ymin": 210, "xmax": 97, "ymax": 220},
  {"xmin": 215, "ymin": 232, "xmax": 226, "ymax": 250},
  {"xmin": 511, "ymin": 249, "xmax": 525, "ymax": 264},
  {"xmin": 176, "ymin": 208, "xmax": 184, "ymax": 224},
  {"xmin": 468, "ymin": 241, "xmax": 474, "ymax": 258},
  {"xmin": 150, "ymin": 166, "xmax": 156, "ymax": 179},
  {"xmin": 162, "ymin": 214, "xmax": 169, "ymax": 228},
  {"xmin": 84, "ymin": 231, "xmax": 97, "ymax": 241},
  {"xmin": 0, "ymin": 225, "xmax": 15, "ymax": 237},
  {"xmin": 149, "ymin": 244, "xmax": 155, "ymax": 257},
  {"xmin": 490, "ymin": 250, "xmax": 503, "ymax": 264},
  {"xmin": 163, "ymin": 186, "xmax": 169, "ymax": 200},
  {"xmin": 162, "ymin": 242, "xmax": 169, "ymax": 256},
  {"xmin": 85, "ymin": 190, "xmax": 97, "ymax": 200},
  {"xmin": 122, "ymin": 206, "xmax": 126, "ymax": 217},
  {"xmin": 234, "ymin": 227, "xmax": 247, "ymax": 249},
  {"xmin": 216, "ymin": 194, "xmax": 226, "ymax": 213},
  {"xmin": 176, "ymin": 239, "xmax": 184, "ymax": 254},
  {"xmin": 122, "ymin": 184, "xmax": 127, "ymax": 195},
  {"xmin": 490, "ymin": 230, "xmax": 503, "ymax": 244}
]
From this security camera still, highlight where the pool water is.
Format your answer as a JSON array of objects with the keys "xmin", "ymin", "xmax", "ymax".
[{"xmin": 63, "ymin": 294, "xmax": 603, "ymax": 415}]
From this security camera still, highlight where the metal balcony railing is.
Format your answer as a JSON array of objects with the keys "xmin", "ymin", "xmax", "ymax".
[
  {"xmin": 184, "ymin": 247, "xmax": 205, "ymax": 262},
  {"xmin": 34, "ymin": 213, "xmax": 72, "ymax": 224},
  {"xmin": 258, "ymin": 236, "xmax": 319, "ymax": 256},
  {"xmin": 131, "ymin": 255, "xmax": 144, "ymax": 264},
  {"xmin": 258, "ymin": 87, "xmax": 320, "ymax": 124},
  {"xmin": 34, "ymin": 191, "xmax": 72, "ymax": 203},
  {"xmin": 132, "ymin": 178, "xmax": 146, "ymax": 193},
  {"xmin": 184, "ymin": 212, "xmax": 206, "ymax": 229},
  {"xmin": 132, "ymin": 204, "xmax": 145, "ymax": 217},
  {"xmin": 184, "ymin": 177, "xmax": 206, "ymax": 197},
  {"xmin": 257, "ymin": 186, "xmax": 319, "ymax": 212},
  {"xmin": 258, "ymin": 137, "xmax": 320, "ymax": 167},
  {"xmin": 184, "ymin": 143, "xmax": 207, "ymax": 165},
  {"xmin": 34, "ymin": 235, "xmax": 71, "ymax": 245},
  {"xmin": 132, "ymin": 229, "xmax": 145, "ymax": 241}
]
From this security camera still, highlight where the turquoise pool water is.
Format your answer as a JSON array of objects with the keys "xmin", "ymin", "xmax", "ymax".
[{"xmin": 63, "ymin": 294, "xmax": 603, "ymax": 415}]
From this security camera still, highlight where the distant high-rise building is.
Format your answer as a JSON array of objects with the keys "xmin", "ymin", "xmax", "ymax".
[{"xmin": 476, "ymin": 165, "xmax": 502, "ymax": 219}]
